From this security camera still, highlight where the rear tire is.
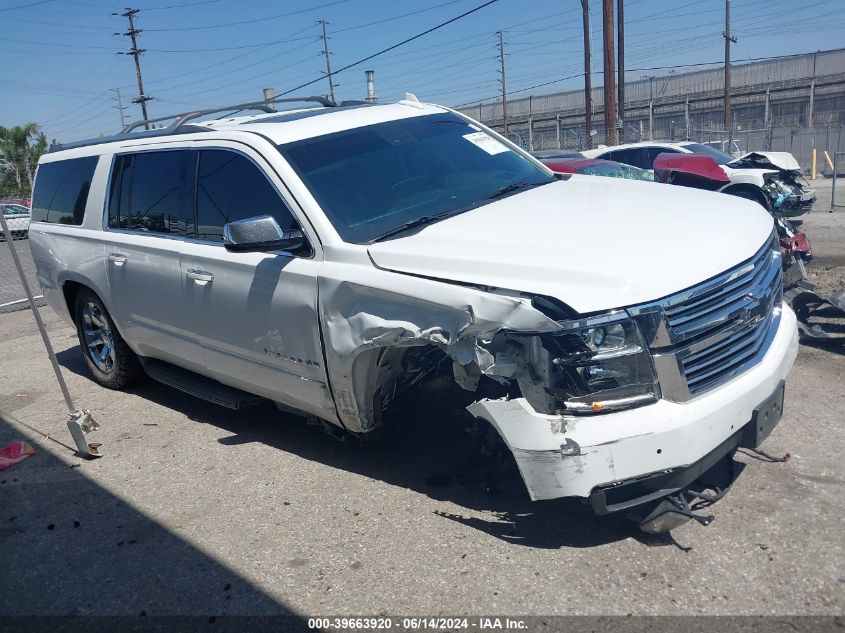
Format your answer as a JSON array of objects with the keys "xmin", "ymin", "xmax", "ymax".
[{"xmin": 74, "ymin": 288, "xmax": 144, "ymax": 389}]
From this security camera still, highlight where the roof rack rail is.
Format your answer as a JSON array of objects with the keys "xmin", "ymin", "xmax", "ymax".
[
  {"xmin": 120, "ymin": 95, "xmax": 336, "ymax": 133},
  {"xmin": 48, "ymin": 96, "xmax": 336, "ymax": 153}
]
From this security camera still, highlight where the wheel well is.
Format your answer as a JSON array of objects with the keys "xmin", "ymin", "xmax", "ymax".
[{"xmin": 62, "ymin": 280, "xmax": 83, "ymax": 324}]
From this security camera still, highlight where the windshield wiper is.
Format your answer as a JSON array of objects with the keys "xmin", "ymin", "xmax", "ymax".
[
  {"xmin": 369, "ymin": 211, "xmax": 459, "ymax": 242},
  {"xmin": 485, "ymin": 180, "xmax": 547, "ymax": 200}
]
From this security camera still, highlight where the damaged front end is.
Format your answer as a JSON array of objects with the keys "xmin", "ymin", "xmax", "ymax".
[
  {"xmin": 317, "ymin": 227, "xmax": 797, "ymax": 530},
  {"xmin": 488, "ymin": 311, "xmax": 659, "ymax": 417},
  {"xmin": 733, "ymin": 152, "xmax": 817, "ymax": 215}
]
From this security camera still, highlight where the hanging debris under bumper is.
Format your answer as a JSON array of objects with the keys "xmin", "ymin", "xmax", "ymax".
[{"xmin": 466, "ymin": 307, "xmax": 798, "ymax": 507}]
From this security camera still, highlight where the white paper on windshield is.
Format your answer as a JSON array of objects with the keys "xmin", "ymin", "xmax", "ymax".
[{"xmin": 463, "ymin": 131, "xmax": 509, "ymax": 155}]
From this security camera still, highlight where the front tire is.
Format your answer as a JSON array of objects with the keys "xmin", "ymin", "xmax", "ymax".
[{"xmin": 74, "ymin": 289, "xmax": 143, "ymax": 389}]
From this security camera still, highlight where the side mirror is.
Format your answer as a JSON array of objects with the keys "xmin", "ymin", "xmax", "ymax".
[{"xmin": 223, "ymin": 215, "xmax": 305, "ymax": 253}]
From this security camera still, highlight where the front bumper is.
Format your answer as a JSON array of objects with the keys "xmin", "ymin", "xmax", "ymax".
[
  {"xmin": 467, "ymin": 304, "xmax": 799, "ymax": 503},
  {"xmin": 781, "ymin": 188, "xmax": 816, "ymax": 216}
]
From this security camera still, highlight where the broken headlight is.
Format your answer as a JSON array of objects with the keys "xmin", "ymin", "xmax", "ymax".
[{"xmin": 545, "ymin": 313, "xmax": 658, "ymax": 414}]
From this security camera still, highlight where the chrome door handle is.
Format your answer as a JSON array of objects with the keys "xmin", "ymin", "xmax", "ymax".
[
  {"xmin": 108, "ymin": 253, "xmax": 127, "ymax": 266},
  {"xmin": 186, "ymin": 269, "xmax": 214, "ymax": 285}
]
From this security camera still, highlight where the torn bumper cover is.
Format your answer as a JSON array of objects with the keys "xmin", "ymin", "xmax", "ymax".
[{"xmin": 467, "ymin": 305, "xmax": 798, "ymax": 506}]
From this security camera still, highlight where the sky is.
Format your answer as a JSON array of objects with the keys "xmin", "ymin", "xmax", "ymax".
[{"xmin": 1, "ymin": 0, "xmax": 843, "ymax": 143}]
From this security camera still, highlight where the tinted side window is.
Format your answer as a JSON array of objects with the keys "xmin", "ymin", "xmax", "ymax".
[
  {"xmin": 31, "ymin": 156, "xmax": 98, "ymax": 225},
  {"xmin": 108, "ymin": 150, "xmax": 195, "ymax": 235},
  {"xmin": 644, "ymin": 147, "xmax": 680, "ymax": 169},
  {"xmin": 609, "ymin": 148, "xmax": 649, "ymax": 169},
  {"xmin": 196, "ymin": 149, "xmax": 296, "ymax": 242}
]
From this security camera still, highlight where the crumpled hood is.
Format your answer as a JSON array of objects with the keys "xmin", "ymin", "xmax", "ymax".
[
  {"xmin": 729, "ymin": 151, "xmax": 801, "ymax": 172},
  {"xmin": 368, "ymin": 176, "xmax": 774, "ymax": 314}
]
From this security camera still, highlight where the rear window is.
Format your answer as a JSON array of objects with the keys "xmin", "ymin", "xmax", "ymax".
[
  {"xmin": 683, "ymin": 143, "xmax": 734, "ymax": 165},
  {"xmin": 31, "ymin": 156, "xmax": 98, "ymax": 225},
  {"xmin": 108, "ymin": 150, "xmax": 195, "ymax": 235}
]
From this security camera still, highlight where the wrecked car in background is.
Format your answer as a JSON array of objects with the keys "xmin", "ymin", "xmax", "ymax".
[
  {"xmin": 732, "ymin": 151, "xmax": 816, "ymax": 216},
  {"xmin": 538, "ymin": 156, "xmax": 654, "ymax": 181},
  {"xmin": 583, "ymin": 141, "xmax": 815, "ymax": 215},
  {"xmin": 29, "ymin": 98, "xmax": 799, "ymax": 532}
]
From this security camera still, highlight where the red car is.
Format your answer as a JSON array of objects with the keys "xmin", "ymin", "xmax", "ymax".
[{"xmin": 542, "ymin": 154, "xmax": 812, "ymax": 271}]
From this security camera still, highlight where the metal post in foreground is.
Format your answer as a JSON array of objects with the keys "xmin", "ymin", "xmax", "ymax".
[
  {"xmin": 832, "ymin": 152, "xmax": 845, "ymax": 212},
  {"xmin": 0, "ymin": 213, "xmax": 101, "ymax": 458}
]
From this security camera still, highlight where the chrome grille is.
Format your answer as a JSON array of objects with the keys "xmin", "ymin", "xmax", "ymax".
[
  {"xmin": 680, "ymin": 304, "xmax": 776, "ymax": 394},
  {"xmin": 630, "ymin": 234, "xmax": 783, "ymax": 401}
]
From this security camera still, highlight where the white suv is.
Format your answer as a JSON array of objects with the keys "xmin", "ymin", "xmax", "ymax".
[{"xmin": 29, "ymin": 98, "xmax": 798, "ymax": 529}]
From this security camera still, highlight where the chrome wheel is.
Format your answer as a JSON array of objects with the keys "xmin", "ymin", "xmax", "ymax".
[{"xmin": 81, "ymin": 301, "xmax": 115, "ymax": 374}]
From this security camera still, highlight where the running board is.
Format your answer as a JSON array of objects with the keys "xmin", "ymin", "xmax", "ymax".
[{"xmin": 141, "ymin": 359, "xmax": 264, "ymax": 410}]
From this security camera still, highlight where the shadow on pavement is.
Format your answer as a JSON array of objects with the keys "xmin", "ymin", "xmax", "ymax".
[
  {"xmin": 56, "ymin": 347, "xmax": 648, "ymax": 550},
  {"xmin": 0, "ymin": 410, "xmax": 299, "ymax": 619}
]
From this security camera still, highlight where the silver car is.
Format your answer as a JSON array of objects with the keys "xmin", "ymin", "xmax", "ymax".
[{"xmin": 1, "ymin": 203, "xmax": 31, "ymax": 240}]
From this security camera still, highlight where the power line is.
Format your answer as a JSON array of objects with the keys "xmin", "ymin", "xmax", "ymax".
[
  {"xmin": 143, "ymin": 0, "xmax": 347, "ymax": 31},
  {"xmin": 144, "ymin": 0, "xmax": 223, "ymax": 10},
  {"xmin": 0, "ymin": 0, "xmax": 56, "ymax": 12},
  {"xmin": 159, "ymin": 43, "xmax": 316, "ymax": 102},
  {"xmin": 277, "ymin": 0, "xmax": 499, "ymax": 97},
  {"xmin": 332, "ymin": 0, "xmax": 467, "ymax": 34},
  {"xmin": 0, "ymin": 37, "xmax": 115, "ymax": 49},
  {"xmin": 148, "ymin": 36, "xmax": 315, "ymax": 86},
  {"xmin": 0, "ymin": 34, "xmax": 313, "ymax": 54}
]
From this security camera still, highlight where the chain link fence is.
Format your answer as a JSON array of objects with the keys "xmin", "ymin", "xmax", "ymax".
[
  {"xmin": 0, "ymin": 203, "xmax": 43, "ymax": 314},
  {"xmin": 492, "ymin": 116, "xmax": 845, "ymax": 176}
]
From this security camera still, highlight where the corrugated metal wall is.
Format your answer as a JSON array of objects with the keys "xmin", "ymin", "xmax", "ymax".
[{"xmin": 459, "ymin": 48, "xmax": 845, "ymax": 119}]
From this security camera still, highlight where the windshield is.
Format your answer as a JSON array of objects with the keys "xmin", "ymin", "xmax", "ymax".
[
  {"xmin": 684, "ymin": 143, "xmax": 734, "ymax": 165},
  {"xmin": 2, "ymin": 204, "xmax": 29, "ymax": 215},
  {"xmin": 278, "ymin": 113, "xmax": 553, "ymax": 243},
  {"xmin": 578, "ymin": 162, "xmax": 654, "ymax": 181}
]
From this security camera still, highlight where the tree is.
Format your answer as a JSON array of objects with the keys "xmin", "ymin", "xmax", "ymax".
[{"xmin": 0, "ymin": 123, "xmax": 47, "ymax": 196}]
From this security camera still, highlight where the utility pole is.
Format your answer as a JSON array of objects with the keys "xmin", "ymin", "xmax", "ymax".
[
  {"xmin": 318, "ymin": 20, "xmax": 336, "ymax": 104},
  {"xmin": 602, "ymin": 0, "xmax": 617, "ymax": 146},
  {"xmin": 723, "ymin": 0, "xmax": 737, "ymax": 144},
  {"xmin": 110, "ymin": 88, "xmax": 127, "ymax": 128},
  {"xmin": 808, "ymin": 50, "xmax": 817, "ymax": 127},
  {"xmin": 115, "ymin": 8, "xmax": 152, "ymax": 129},
  {"xmin": 581, "ymin": 0, "xmax": 592, "ymax": 148},
  {"xmin": 617, "ymin": 0, "xmax": 624, "ymax": 143},
  {"xmin": 497, "ymin": 30, "xmax": 508, "ymax": 137},
  {"xmin": 642, "ymin": 75, "xmax": 655, "ymax": 140}
]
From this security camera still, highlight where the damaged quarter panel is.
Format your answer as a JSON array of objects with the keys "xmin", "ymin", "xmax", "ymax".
[{"xmin": 316, "ymin": 248, "xmax": 564, "ymax": 432}]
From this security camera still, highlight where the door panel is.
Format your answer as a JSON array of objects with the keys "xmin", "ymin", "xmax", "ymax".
[
  {"xmin": 180, "ymin": 243, "xmax": 333, "ymax": 418},
  {"xmin": 180, "ymin": 147, "xmax": 335, "ymax": 420},
  {"xmin": 104, "ymin": 231, "xmax": 204, "ymax": 369},
  {"xmin": 103, "ymin": 149, "xmax": 205, "ymax": 370}
]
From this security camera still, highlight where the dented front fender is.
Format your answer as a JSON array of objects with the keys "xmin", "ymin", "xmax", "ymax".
[{"xmin": 317, "ymin": 259, "xmax": 563, "ymax": 433}]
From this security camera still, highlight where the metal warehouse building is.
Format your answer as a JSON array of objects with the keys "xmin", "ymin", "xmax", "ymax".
[{"xmin": 457, "ymin": 48, "xmax": 845, "ymax": 171}]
